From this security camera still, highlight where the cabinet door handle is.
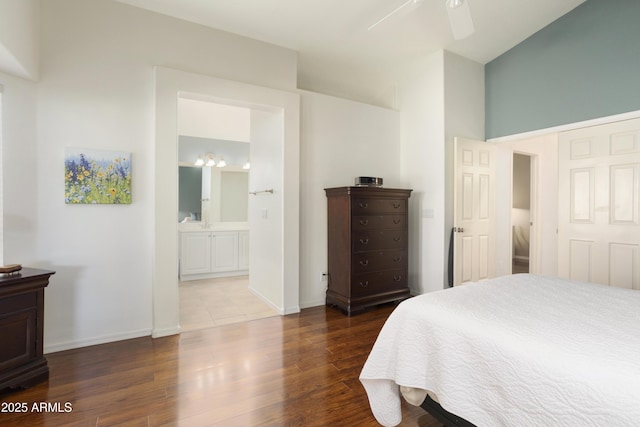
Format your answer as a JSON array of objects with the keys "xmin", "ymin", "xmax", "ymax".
[
  {"xmin": 393, "ymin": 218, "xmax": 401, "ymax": 224},
  {"xmin": 359, "ymin": 281, "xmax": 369, "ymax": 288},
  {"xmin": 359, "ymin": 202, "xmax": 368, "ymax": 209},
  {"xmin": 393, "ymin": 275, "xmax": 402, "ymax": 282},
  {"xmin": 359, "ymin": 259, "xmax": 369, "ymax": 266},
  {"xmin": 393, "ymin": 203, "xmax": 401, "ymax": 209},
  {"xmin": 359, "ymin": 219, "xmax": 369, "ymax": 226},
  {"xmin": 359, "ymin": 238, "xmax": 369, "ymax": 245},
  {"xmin": 393, "ymin": 257, "xmax": 401, "ymax": 262},
  {"xmin": 393, "ymin": 236, "xmax": 401, "ymax": 242}
]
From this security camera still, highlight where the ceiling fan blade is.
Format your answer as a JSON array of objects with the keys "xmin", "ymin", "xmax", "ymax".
[
  {"xmin": 446, "ymin": 1, "xmax": 475, "ymax": 40},
  {"xmin": 368, "ymin": 0, "xmax": 424, "ymax": 31}
]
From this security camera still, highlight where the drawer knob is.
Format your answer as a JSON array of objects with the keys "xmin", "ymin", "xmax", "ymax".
[
  {"xmin": 359, "ymin": 238, "xmax": 369, "ymax": 245},
  {"xmin": 393, "ymin": 257, "xmax": 401, "ymax": 262},
  {"xmin": 394, "ymin": 275, "xmax": 402, "ymax": 282},
  {"xmin": 393, "ymin": 203, "xmax": 401, "ymax": 209},
  {"xmin": 359, "ymin": 259, "xmax": 369, "ymax": 266},
  {"xmin": 359, "ymin": 219, "xmax": 369, "ymax": 226},
  {"xmin": 360, "ymin": 280, "xmax": 369, "ymax": 288},
  {"xmin": 393, "ymin": 236, "xmax": 401, "ymax": 242},
  {"xmin": 359, "ymin": 202, "xmax": 369, "ymax": 208},
  {"xmin": 393, "ymin": 218, "xmax": 401, "ymax": 224}
]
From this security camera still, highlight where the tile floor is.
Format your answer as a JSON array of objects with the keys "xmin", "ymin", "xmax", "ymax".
[{"xmin": 179, "ymin": 275, "xmax": 280, "ymax": 332}]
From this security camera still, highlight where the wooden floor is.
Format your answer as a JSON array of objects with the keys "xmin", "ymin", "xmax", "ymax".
[{"xmin": 0, "ymin": 304, "xmax": 442, "ymax": 427}]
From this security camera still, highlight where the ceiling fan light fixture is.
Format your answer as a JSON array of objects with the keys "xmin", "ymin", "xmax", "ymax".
[{"xmin": 446, "ymin": 0, "xmax": 464, "ymax": 9}]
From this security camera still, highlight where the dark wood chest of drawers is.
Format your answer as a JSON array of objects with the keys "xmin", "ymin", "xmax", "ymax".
[{"xmin": 325, "ymin": 187, "xmax": 412, "ymax": 315}]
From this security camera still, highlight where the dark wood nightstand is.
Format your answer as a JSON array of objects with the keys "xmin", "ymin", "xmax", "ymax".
[{"xmin": 0, "ymin": 268, "xmax": 55, "ymax": 390}]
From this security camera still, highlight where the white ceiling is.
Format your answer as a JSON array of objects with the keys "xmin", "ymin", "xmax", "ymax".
[{"xmin": 115, "ymin": 0, "xmax": 585, "ymax": 106}]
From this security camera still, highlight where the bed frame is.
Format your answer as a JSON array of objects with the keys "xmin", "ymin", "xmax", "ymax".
[{"xmin": 420, "ymin": 395, "xmax": 476, "ymax": 427}]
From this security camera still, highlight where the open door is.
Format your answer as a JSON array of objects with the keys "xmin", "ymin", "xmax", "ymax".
[{"xmin": 453, "ymin": 137, "xmax": 496, "ymax": 285}]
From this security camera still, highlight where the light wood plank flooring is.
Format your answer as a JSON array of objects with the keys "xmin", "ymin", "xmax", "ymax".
[
  {"xmin": 179, "ymin": 276, "xmax": 279, "ymax": 331},
  {"xmin": 0, "ymin": 304, "xmax": 442, "ymax": 426}
]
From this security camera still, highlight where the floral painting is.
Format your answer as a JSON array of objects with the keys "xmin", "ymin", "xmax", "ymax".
[{"xmin": 65, "ymin": 148, "xmax": 132, "ymax": 204}]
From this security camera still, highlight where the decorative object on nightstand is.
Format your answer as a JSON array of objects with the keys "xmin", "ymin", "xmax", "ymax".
[
  {"xmin": 325, "ymin": 186, "xmax": 412, "ymax": 315},
  {"xmin": 0, "ymin": 267, "xmax": 55, "ymax": 391}
]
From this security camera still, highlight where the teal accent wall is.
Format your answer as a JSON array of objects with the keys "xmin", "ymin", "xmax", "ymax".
[{"xmin": 486, "ymin": 0, "xmax": 640, "ymax": 139}]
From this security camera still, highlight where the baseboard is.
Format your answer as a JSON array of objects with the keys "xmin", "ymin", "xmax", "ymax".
[
  {"xmin": 300, "ymin": 299, "xmax": 325, "ymax": 309},
  {"xmin": 283, "ymin": 305, "xmax": 301, "ymax": 315},
  {"xmin": 248, "ymin": 286, "xmax": 286, "ymax": 315},
  {"xmin": 44, "ymin": 328, "xmax": 152, "ymax": 354},
  {"xmin": 152, "ymin": 325, "xmax": 181, "ymax": 338}
]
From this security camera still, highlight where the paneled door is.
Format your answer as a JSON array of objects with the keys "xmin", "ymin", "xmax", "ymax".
[
  {"xmin": 558, "ymin": 118, "xmax": 640, "ymax": 289},
  {"xmin": 453, "ymin": 137, "xmax": 496, "ymax": 285}
]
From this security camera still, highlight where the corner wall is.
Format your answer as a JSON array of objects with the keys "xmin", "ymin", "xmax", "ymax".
[
  {"xmin": 399, "ymin": 52, "xmax": 446, "ymax": 294},
  {"xmin": 298, "ymin": 90, "xmax": 402, "ymax": 307},
  {"xmin": 399, "ymin": 50, "xmax": 484, "ymax": 294}
]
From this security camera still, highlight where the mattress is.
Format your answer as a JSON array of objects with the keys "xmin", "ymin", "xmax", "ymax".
[{"xmin": 359, "ymin": 274, "xmax": 640, "ymax": 426}]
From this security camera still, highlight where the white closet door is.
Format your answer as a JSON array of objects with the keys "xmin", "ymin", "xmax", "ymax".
[{"xmin": 558, "ymin": 118, "xmax": 640, "ymax": 289}]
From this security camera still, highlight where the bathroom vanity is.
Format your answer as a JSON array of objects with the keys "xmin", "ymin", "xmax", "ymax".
[{"xmin": 179, "ymin": 225, "xmax": 249, "ymax": 281}]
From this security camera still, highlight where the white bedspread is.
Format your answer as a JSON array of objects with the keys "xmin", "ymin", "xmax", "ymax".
[{"xmin": 360, "ymin": 274, "xmax": 640, "ymax": 426}]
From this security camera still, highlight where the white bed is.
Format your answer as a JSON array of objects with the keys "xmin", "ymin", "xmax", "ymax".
[{"xmin": 360, "ymin": 274, "xmax": 640, "ymax": 426}]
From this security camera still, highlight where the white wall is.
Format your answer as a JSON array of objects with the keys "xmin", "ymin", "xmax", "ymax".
[
  {"xmin": 249, "ymin": 108, "xmax": 285, "ymax": 310},
  {"xmin": 178, "ymin": 99, "xmax": 251, "ymax": 142},
  {"xmin": 399, "ymin": 52, "xmax": 446, "ymax": 294},
  {"xmin": 35, "ymin": 0, "xmax": 298, "ymax": 351},
  {"xmin": 0, "ymin": 0, "xmax": 39, "ymax": 80},
  {"xmin": 398, "ymin": 50, "xmax": 484, "ymax": 294},
  {"xmin": 0, "ymin": 72, "xmax": 38, "ymax": 266},
  {"xmin": 444, "ymin": 52, "xmax": 485, "ymax": 285},
  {"xmin": 298, "ymin": 90, "xmax": 402, "ymax": 308}
]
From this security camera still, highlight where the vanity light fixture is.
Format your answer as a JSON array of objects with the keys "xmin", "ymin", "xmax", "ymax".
[
  {"xmin": 194, "ymin": 153, "xmax": 216, "ymax": 167},
  {"xmin": 216, "ymin": 157, "xmax": 227, "ymax": 168},
  {"xmin": 446, "ymin": 0, "xmax": 464, "ymax": 9}
]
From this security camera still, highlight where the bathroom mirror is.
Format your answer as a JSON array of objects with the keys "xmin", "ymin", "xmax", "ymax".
[
  {"xmin": 178, "ymin": 165, "xmax": 249, "ymax": 224},
  {"xmin": 178, "ymin": 166, "xmax": 202, "ymax": 221},
  {"xmin": 178, "ymin": 137, "xmax": 250, "ymax": 225}
]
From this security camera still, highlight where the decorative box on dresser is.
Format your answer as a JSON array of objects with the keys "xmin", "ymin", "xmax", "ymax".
[{"xmin": 325, "ymin": 186, "xmax": 412, "ymax": 315}]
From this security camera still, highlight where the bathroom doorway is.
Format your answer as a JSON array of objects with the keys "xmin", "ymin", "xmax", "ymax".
[
  {"xmin": 176, "ymin": 98, "xmax": 279, "ymax": 331},
  {"xmin": 153, "ymin": 67, "xmax": 300, "ymax": 338}
]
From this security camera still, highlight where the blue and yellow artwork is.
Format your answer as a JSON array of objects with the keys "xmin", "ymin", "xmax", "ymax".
[{"xmin": 64, "ymin": 148, "xmax": 132, "ymax": 204}]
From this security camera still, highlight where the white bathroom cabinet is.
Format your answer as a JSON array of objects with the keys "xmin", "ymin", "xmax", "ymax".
[{"xmin": 180, "ymin": 230, "xmax": 249, "ymax": 281}]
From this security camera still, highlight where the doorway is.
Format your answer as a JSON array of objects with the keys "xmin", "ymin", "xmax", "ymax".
[
  {"xmin": 511, "ymin": 153, "xmax": 532, "ymax": 274},
  {"xmin": 176, "ymin": 98, "xmax": 281, "ymax": 331},
  {"xmin": 153, "ymin": 67, "xmax": 300, "ymax": 338}
]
